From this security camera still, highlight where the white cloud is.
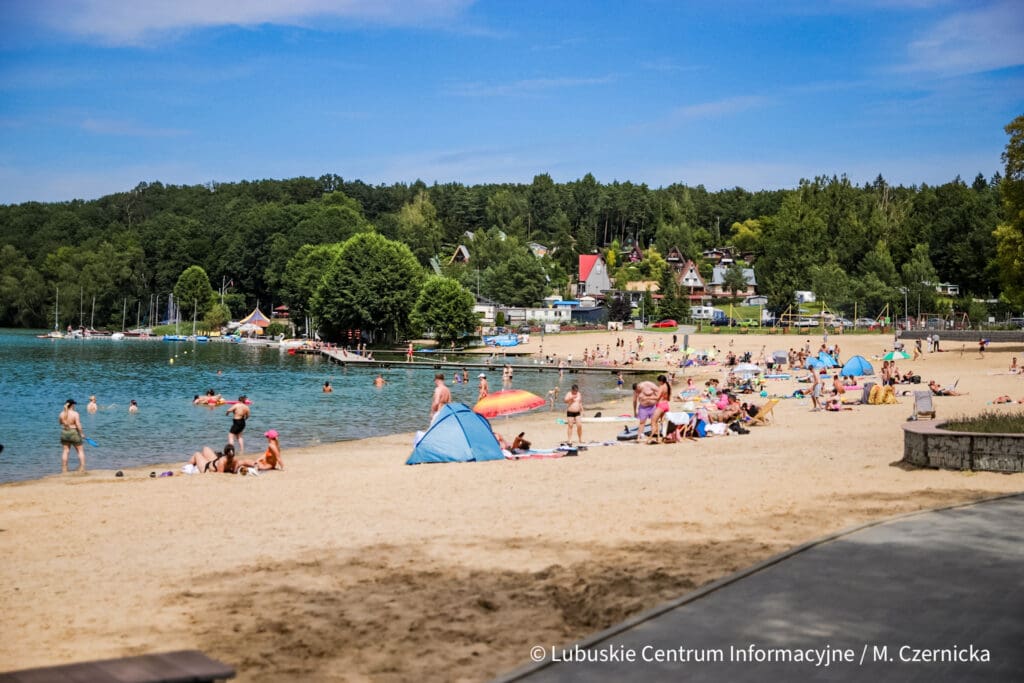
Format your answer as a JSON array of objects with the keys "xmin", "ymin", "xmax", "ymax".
[
  {"xmin": 447, "ymin": 75, "xmax": 616, "ymax": 97},
  {"xmin": 24, "ymin": 0, "xmax": 476, "ymax": 46},
  {"xmin": 630, "ymin": 95, "xmax": 772, "ymax": 133},
  {"xmin": 902, "ymin": 0, "xmax": 1024, "ymax": 76}
]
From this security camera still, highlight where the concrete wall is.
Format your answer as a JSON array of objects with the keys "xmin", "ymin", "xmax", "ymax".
[
  {"xmin": 900, "ymin": 330, "xmax": 1024, "ymax": 343},
  {"xmin": 903, "ymin": 420, "xmax": 1024, "ymax": 473}
]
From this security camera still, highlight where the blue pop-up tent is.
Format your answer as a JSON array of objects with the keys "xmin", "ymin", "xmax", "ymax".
[
  {"xmin": 816, "ymin": 351, "xmax": 838, "ymax": 368},
  {"xmin": 840, "ymin": 355, "xmax": 874, "ymax": 377},
  {"xmin": 406, "ymin": 403, "xmax": 504, "ymax": 464}
]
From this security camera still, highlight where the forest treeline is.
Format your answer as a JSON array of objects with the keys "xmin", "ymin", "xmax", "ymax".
[{"xmin": 1, "ymin": 114, "xmax": 1022, "ymax": 334}]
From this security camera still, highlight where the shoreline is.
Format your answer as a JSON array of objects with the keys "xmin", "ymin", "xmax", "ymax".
[{"xmin": 2, "ymin": 330, "xmax": 1023, "ymax": 681}]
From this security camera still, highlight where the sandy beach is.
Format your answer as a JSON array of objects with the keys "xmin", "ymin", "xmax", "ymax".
[{"xmin": 2, "ymin": 329, "xmax": 1022, "ymax": 681}]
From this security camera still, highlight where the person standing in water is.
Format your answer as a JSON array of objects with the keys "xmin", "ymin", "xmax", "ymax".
[
  {"xmin": 226, "ymin": 397, "xmax": 250, "ymax": 456},
  {"xmin": 87, "ymin": 396, "xmax": 98, "ymax": 413},
  {"xmin": 430, "ymin": 373, "xmax": 452, "ymax": 423},
  {"xmin": 59, "ymin": 399, "xmax": 86, "ymax": 472}
]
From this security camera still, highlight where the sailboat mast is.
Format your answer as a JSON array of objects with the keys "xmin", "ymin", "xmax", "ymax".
[
  {"xmin": 54, "ymin": 286, "xmax": 59, "ymax": 330},
  {"xmin": 79, "ymin": 286, "xmax": 84, "ymax": 328},
  {"xmin": 90, "ymin": 296, "xmax": 95, "ymax": 331},
  {"xmin": 122, "ymin": 298, "xmax": 127, "ymax": 331}
]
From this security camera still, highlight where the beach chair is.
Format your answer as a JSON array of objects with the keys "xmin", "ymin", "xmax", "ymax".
[
  {"xmin": 911, "ymin": 390, "xmax": 936, "ymax": 420},
  {"xmin": 748, "ymin": 398, "xmax": 780, "ymax": 426}
]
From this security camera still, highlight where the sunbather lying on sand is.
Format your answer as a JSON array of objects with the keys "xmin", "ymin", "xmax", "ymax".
[
  {"xmin": 928, "ymin": 381, "xmax": 967, "ymax": 397},
  {"xmin": 186, "ymin": 444, "xmax": 239, "ymax": 473}
]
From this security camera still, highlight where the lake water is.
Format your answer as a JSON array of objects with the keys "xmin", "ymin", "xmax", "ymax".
[{"xmin": 0, "ymin": 330, "xmax": 619, "ymax": 483}]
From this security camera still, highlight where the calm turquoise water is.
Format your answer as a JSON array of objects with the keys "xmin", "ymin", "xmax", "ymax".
[{"xmin": 0, "ymin": 330, "xmax": 616, "ymax": 483}]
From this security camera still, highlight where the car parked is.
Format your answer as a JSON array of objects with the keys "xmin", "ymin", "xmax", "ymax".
[
  {"xmin": 710, "ymin": 316, "xmax": 735, "ymax": 327},
  {"xmin": 854, "ymin": 318, "xmax": 877, "ymax": 328},
  {"xmin": 650, "ymin": 319, "xmax": 677, "ymax": 328},
  {"xmin": 829, "ymin": 317, "xmax": 854, "ymax": 329},
  {"xmin": 734, "ymin": 319, "xmax": 759, "ymax": 327},
  {"xmin": 794, "ymin": 317, "xmax": 818, "ymax": 328}
]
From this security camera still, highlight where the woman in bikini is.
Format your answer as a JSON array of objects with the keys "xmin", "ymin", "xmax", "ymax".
[
  {"xmin": 238, "ymin": 430, "xmax": 284, "ymax": 471},
  {"xmin": 187, "ymin": 444, "xmax": 239, "ymax": 473}
]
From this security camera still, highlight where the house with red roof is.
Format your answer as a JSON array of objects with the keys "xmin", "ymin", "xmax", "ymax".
[{"xmin": 577, "ymin": 254, "xmax": 612, "ymax": 298}]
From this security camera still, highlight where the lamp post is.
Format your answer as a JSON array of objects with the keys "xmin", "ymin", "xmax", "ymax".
[{"xmin": 899, "ymin": 287, "xmax": 908, "ymax": 331}]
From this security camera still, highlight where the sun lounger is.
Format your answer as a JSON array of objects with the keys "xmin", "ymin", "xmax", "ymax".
[
  {"xmin": 0, "ymin": 650, "xmax": 235, "ymax": 683},
  {"xmin": 748, "ymin": 398, "xmax": 780, "ymax": 426},
  {"xmin": 911, "ymin": 390, "xmax": 936, "ymax": 420}
]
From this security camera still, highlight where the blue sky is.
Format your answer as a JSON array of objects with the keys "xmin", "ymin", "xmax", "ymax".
[{"xmin": 1, "ymin": 0, "xmax": 1022, "ymax": 204}]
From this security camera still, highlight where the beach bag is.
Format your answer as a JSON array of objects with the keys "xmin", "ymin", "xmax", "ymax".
[
  {"xmin": 695, "ymin": 420, "xmax": 707, "ymax": 438},
  {"xmin": 868, "ymin": 384, "xmax": 883, "ymax": 405}
]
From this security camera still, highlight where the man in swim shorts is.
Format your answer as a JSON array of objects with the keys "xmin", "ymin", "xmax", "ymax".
[
  {"xmin": 633, "ymin": 380, "xmax": 660, "ymax": 441},
  {"xmin": 564, "ymin": 384, "xmax": 583, "ymax": 445},
  {"xmin": 430, "ymin": 373, "xmax": 452, "ymax": 423},
  {"xmin": 226, "ymin": 396, "xmax": 250, "ymax": 456}
]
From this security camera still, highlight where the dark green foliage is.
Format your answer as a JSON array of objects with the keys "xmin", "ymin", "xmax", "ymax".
[
  {"xmin": 410, "ymin": 277, "xmax": 478, "ymax": 344},
  {"xmin": 312, "ymin": 233, "xmax": 424, "ymax": 343},
  {"xmin": 941, "ymin": 411, "xmax": 1024, "ymax": 434},
  {"xmin": 0, "ymin": 121, "xmax": 1016, "ymax": 329}
]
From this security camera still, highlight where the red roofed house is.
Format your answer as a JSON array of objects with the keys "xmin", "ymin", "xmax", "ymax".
[{"xmin": 577, "ymin": 254, "xmax": 612, "ymax": 298}]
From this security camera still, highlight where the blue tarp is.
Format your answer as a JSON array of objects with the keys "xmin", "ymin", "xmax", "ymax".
[
  {"xmin": 840, "ymin": 355, "xmax": 874, "ymax": 377},
  {"xmin": 406, "ymin": 403, "xmax": 504, "ymax": 464}
]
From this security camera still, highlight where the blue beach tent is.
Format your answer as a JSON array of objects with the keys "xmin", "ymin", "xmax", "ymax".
[
  {"xmin": 840, "ymin": 355, "xmax": 874, "ymax": 377},
  {"xmin": 816, "ymin": 351, "xmax": 838, "ymax": 368},
  {"xmin": 406, "ymin": 403, "xmax": 504, "ymax": 464}
]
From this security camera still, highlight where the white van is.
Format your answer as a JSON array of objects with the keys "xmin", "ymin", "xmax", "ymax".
[{"xmin": 692, "ymin": 306, "xmax": 724, "ymax": 321}]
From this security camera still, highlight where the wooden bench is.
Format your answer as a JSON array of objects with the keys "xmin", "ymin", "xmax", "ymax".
[{"xmin": 0, "ymin": 650, "xmax": 235, "ymax": 683}]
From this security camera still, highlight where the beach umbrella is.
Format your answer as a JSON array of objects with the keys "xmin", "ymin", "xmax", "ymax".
[
  {"xmin": 473, "ymin": 390, "xmax": 546, "ymax": 418},
  {"xmin": 731, "ymin": 362, "xmax": 763, "ymax": 375},
  {"xmin": 883, "ymin": 350, "xmax": 911, "ymax": 361},
  {"xmin": 840, "ymin": 355, "xmax": 874, "ymax": 377}
]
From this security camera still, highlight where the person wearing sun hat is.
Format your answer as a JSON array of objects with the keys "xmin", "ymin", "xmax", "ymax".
[
  {"xmin": 239, "ymin": 429, "xmax": 283, "ymax": 471},
  {"xmin": 477, "ymin": 373, "xmax": 489, "ymax": 402}
]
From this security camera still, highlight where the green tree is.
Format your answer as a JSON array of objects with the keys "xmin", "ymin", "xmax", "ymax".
[
  {"xmin": 722, "ymin": 262, "xmax": 749, "ymax": 298},
  {"xmin": 728, "ymin": 219, "xmax": 763, "ymax": 255},
  {"xmin": 606, "ymin": 293, "xmax": 633, "ymax": 322},
  {"xmin": 312, "ymin": 233, "xmax": 425, "ymax": 342},
  {"xmin": 398, "ymin": 190, "xmax": 444, "ymax": 267},
  {"xmin": 995, "ymin": 114, "xmax": 1024, "ymax": 307},
  {"xmin": 173, "ymin": 265, "xmax": 215, "ymax": 322},
  {"xmin": 410, "ymin": 276, "xmax": 478, "ymax": 344},
  {"xmin": 202, "ymin": 302, "xmax": 232, "ymax": 333},
  {"xmin": 900, "ymin": 243, "xmax": 939, "ymax": 317},
  {"xmin": 281, "ymin": 243, "xmax": 344, "ymax": 322},
  {"xmin": 482, "ymin": 251, "xmax": 548, "ymax": 306}
]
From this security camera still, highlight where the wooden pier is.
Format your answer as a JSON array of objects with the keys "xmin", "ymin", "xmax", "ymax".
[{"xmin": 318, "ymin": 348, "xmax": 645, "ymax": 375}]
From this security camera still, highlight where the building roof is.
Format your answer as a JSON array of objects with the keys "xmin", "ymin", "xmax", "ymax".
[
  {"xmin": 710, "ymin": 265, "xmax": 757, "ymax": 287},
  {"xmin": 578, "ymin": 254, "xmax": 602, "ymax": 282}
]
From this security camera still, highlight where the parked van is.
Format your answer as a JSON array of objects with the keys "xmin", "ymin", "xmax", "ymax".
[{"xmin": 692, "ymin": 306, "xmax": 725, "ymax": 321}]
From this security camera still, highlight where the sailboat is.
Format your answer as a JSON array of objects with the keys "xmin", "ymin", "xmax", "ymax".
[
  {"xmin": 163, "ymin": 295, "xmax": 188, "ymax": 342},
  {"xmin": 37, "ymin": 287, "xmax": 64, "ymax": 338}
]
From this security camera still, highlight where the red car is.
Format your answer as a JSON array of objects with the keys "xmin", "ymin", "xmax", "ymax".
[{"xmin": 650, "ymin": 319, "xmax": 677, "ymax": 328}]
